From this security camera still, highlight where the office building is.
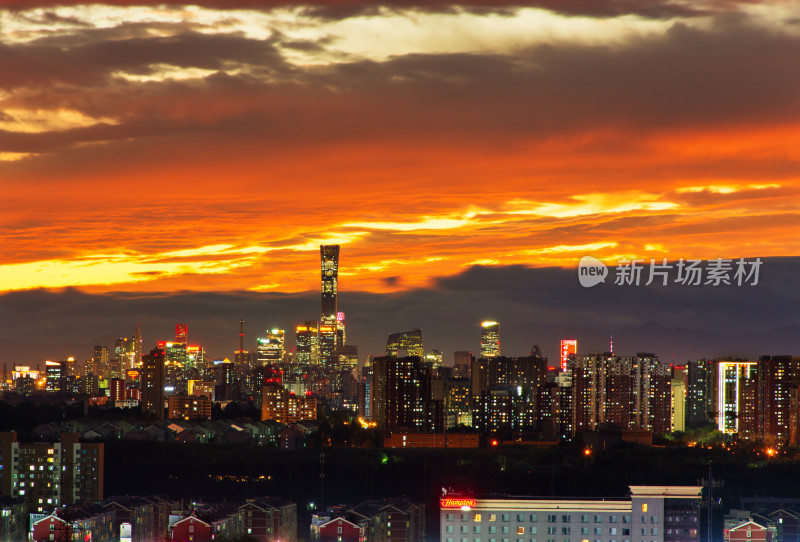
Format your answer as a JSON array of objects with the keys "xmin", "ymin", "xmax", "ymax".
[
  {"xmin": 560, "ymin": 339, "xmax": 578, "ymax": 372},
  {"xmin": 45, "ymin": 360, "xmax": 64, "ymax": 392},
  {"xmin": 425, "ymin": 350, "xmax": 444, "ymax": 368},
  {"xmin": 757, "ymin": 355, "xmax": 800, "ymax": 445},
  {"xmin": 440, "ymin": 486, "xmax": 702, "ymax": 542},
  {"xmin": 257, "ymin": 330, "xmax": 286, "ymax": 365},
  {"xmin": 114, "ymin": 337, "xmax": 134, "ymax": 377},
  {"xmin": 385, "ymin": 329, "xmax": 424, "ymax": 358},
  {"xmin": 480, "ymin": 321, "xmax": 501, "ymax": 359},
  {"xmin": 215, "ymin": 359, "xmax": 238, "ymax": 401},
  {"xmin": 296, "ymin": 321, "xmax": 320, "ymax": 364},
  {"xmin": 175, "ymin": 323, "xmax": 188, "ymax": 344},
  {"xmin": 93, "ymin": 345, "xmax": 109, "ymax": 378}
]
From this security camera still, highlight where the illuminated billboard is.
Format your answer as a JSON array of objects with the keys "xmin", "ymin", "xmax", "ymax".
[{"xmin": 560, "ymin": 339, "xmax": 577, "ymax": 371}]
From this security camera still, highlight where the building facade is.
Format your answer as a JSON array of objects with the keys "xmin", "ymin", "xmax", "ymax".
[{"xmin": 441, "ymin": 486, "xmax": 701, "ymax": 542}]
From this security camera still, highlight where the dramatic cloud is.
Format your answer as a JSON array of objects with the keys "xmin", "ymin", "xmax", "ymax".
[{"xmin": 0, "ymin": 0, "xmax": 798, "ymax": 306}]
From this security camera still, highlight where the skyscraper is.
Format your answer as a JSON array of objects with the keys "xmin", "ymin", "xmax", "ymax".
[
  {"xmin": 92, "ymin": 345, "xmax": 108, "ymax": 378},
  {"xmin": 560, "ymin": 339, "xmax": 577, "ymax": 371},
  {"xmin": 141, "ymin": 347, "xmax": 165, "ymax": 420},
  {"xmin": 320, "ymin": 245, "xmax": 340, "ymax": 365},
  {"xmin": 480, "ymin": 321, "xmax": 500, "ymax": 358},
  {"xmin": 257, "ymin": 330, "xmax": 285, "ymax": 365},
  {"xmin": 296, "ymin": 321, "xmax": 320, "ymax": 364},
  {"xmin": 386, "ymin": 329, "xmax": 424, "ymax": 358},
  {"xmin": 175, "ymin": 323, "xmax": 188, "ymax": 344}
]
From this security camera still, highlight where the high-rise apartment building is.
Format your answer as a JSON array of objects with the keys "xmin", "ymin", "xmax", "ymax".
[
  {"xmin": 480, "ymin": 321, "xmax": 500, "ymax": 358},
  {"xmin": 261, "ymin": 383, "xmax": 317, "ymax": 424},
  {"xmin": 141, "ymin": 348, "xmax": 165, "ymax": 420},
  {"xmin": 385, "ymin": 329, "xmax": 424, "ymax": 358},
  {"xmin": 716, "ymin": 360, "xmax": 757, "ymax": 435},
  {"xmin": 0, "ymin": 432, "xmax": 104, "ymax": 512},
  {"xmin": 686, "ymin": 359, "xmax": 714, "ymax": 425},
  {"xmin": 372, "ymin": 356, "xmax": 436, "ymax": 431},
  {"xmin": 45, "ymin": 360, "xmax": 64, "ymax": 392},
  {"xmin": 671, "ymin": 366, "xmax": 687, "ymax": 432},
  {"xmin": 569, "ymin": 353, "xmax": 671, "ymax": 436},
  {"xmin": 757, "ymin": 355, "xmax": 800, "ymax": 445}
]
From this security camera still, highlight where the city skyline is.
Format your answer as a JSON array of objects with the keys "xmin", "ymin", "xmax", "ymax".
[
  {"xmin": 3, "ymin": 256, "xmax": 800, "ymax": 366},
  {"xmin": 2, "ymin": 0, "xmax": 800, "ymax": 372}
]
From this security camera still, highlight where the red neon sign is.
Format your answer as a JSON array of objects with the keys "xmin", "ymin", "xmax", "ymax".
[{"xmin": 440, "ymin": 498, "xmax": 477, "ymax": 508}]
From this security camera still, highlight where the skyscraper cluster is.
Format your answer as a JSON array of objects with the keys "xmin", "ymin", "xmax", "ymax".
[{"xmin": 7, "ymin": 244, "xmax": 800, "ymax": 448}]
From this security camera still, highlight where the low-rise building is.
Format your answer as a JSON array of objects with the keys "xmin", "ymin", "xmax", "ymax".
[
  {"xmin": 440, "ymin": 486, "xmax": 701, "ymax": 542},
  {"xmin": 32, "ymin": 504, "xmax": 116, "ymax": 542},
  {"xmin": 171, "ymin": 514, "xmax": 212, "ymax": 542}
]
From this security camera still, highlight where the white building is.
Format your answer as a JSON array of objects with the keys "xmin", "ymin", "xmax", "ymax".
[{"xmin": 440, "ymin": 486, "xmax": 702, "ymax": 542}]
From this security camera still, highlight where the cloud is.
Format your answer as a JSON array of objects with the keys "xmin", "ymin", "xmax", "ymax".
[
  {"xmin": 2, "ymin": 259, "xmax": 800, "ymax": 367},
  {"xmin": 0, "ymin": 2, "xmax": 798, "ymax": 297},
  {"xmin": 0, "ymin": 0, "xmax": 738, "ymax": 19}
]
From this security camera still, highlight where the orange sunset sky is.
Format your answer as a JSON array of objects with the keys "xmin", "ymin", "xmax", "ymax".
[{"xmin": 1, "ymin": 0, "xmax": 799, "ymax": 296}]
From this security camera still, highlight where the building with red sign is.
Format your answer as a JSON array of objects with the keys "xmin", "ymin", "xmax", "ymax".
[
  {"xmin": 441, "ymin": 486, "xmax": 701, "ymax": 542},
  {"xmin": 560, "ymin": 339, "xmax": 577, "ymax": 371}
]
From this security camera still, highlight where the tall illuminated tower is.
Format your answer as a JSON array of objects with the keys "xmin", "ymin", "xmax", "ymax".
[
  {"xmin": 320, "ymin": 245, "xmax": 340, "ymax": 365},
  {"xmin": 480, "ymin": 321, "xmax": 500, "ymax": 358}
]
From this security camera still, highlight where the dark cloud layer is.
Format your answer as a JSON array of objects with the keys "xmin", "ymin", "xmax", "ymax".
[
  {"xmin": 0, "ymin": 0, "xmax": 738, "ymax": 20},
  {"xmin": 2, "ymin": 258, "xmax": 799, "ymax": 367},
  {"xmin": 2, "ymin": 14, "xmax": 798, "ymax": 158}
]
